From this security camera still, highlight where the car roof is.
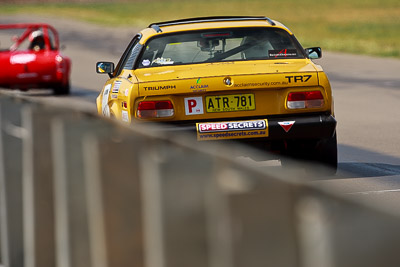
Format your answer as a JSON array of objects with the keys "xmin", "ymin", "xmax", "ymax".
[
  {"xmin": 149, "ymin": 16, "xmax": 276, "ymax": 29},
  {"xmin": 139, "ymin": 16, "xmax": 292, "ymax": 43}
]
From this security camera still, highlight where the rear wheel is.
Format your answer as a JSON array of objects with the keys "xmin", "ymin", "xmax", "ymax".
[
  {"xmin": 281, "ymin": 133, "xmax": 338, "ymax": 176},
  {"xmin": 53, "ymin": 82, "xmax": 70, "ymax": 95},
  {"xmin": 312, "ymin": 132, "xmax": 338, "ymax": 175}
]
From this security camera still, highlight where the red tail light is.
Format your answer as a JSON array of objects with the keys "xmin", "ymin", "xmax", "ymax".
[
  {"xmin": 287, "ymin": 91, "xmax": 324, "ymax": 109},
  {"xmin": 137, "ymin": 100, "xmax": 174, "ymax": 118},
  {"xmin": 55, "ymin": 55, "xmax": 65, "ymax": 79}
]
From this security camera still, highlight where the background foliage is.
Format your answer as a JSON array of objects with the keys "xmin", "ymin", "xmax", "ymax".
[{"xmin": 2, "ymin": 0, "xmax": 400, "ymax": 58}]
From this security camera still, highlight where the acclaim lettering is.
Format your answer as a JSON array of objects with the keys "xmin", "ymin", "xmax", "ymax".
[{"xmin": 190, "ymin": 85, "xmax": 209, "ymax": 89}]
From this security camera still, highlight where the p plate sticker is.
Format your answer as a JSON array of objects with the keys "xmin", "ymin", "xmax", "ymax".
[
  {"xmin": 112, "ymin": 80, "xmax": 122, "ymax": 93},
  {"xmin": 278, "ymin": 121, "xmax": 295, "ymax": 132},
  {"xmin": 184, "ymin": 97, "xmax": 204, "ymax": 115},
  {"xmin": 101, "ymin": 84, "xmax": 112, "ymax": 117},
  {"xmin": 268, "ymin": 49, "xmax": 298, "ymax": 58}
]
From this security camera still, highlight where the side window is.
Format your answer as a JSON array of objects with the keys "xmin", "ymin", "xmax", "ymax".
[
  {"xmin": 113, "ymin": 34, "xmax": 142, "ymax": 76},
  {"xmin": 123, "ymin": 42, "xmax": 142, "ymax": 70},
  {"xmin": 47, "ymin": 29, "xmax": 57, "ymax": 50}
]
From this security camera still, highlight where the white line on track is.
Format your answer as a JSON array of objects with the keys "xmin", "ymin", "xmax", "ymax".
[{"xmin": 348, "ymin": 189, "xmax": 400, "ymax": 195}]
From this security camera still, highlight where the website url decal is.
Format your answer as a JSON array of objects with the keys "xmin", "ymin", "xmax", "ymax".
[{"xmin": 196, "ymin": 119, "xmax": 269, "ymax": 141}]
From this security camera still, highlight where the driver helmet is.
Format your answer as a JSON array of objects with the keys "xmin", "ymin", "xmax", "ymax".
[
  {"xmin": 29, "ymin": 30, "xmax": 44, "ymax": 42},
  {"xmin": 29, "ymin": 30, "xmax": 46, "ymax": 51}
]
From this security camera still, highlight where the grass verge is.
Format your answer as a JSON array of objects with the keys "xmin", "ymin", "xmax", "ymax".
[{"xmin": 2, "ymin": 0, "xmax": 400, "ymax": 58}]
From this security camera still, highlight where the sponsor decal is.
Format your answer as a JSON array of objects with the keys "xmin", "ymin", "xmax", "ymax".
[
  {"xmin": 233, "ymin": 81, "xmax": 291, "ymax": 87},
  {"xmin": 268, "ymin": 49, "xmax": 298, "ymax": 58},
  {"xmin": 125, "ymin": 88, "xmax": 129, "ymax": 96},
  {"xmin": 42, "ymin": 75, "xmax": 52, "ymax": 81},
  {"xmin": 198, "ymin": 120, "xmax": 266, "ymax": 133},
  {"xmin": 121, "ymin": 110, "xmax": 129, "ymax": 122},
  {"xmin": 101, "ymin": 84, "xmax": 111, "ymax": 117},
  {"xmin": 197, "ymin": 119, "xmax": 269, "ymax": 140},
  {"xmin": 278, "ymin": 121, "xmax": 295, "ymax": 132},
  {"xmin": 184, "ymin": 97, "xmax": 204, "ymax": 115},
  {"xmin": 152, "ymin": 57, "xmax": 174, "ymax": 65},
  {"xmin": 111, "ymin": 94, "xmax": 118, "ymax": 99},
  {"xmin": 112, "ymin": 80, "xmax": 122, "ymax": 93},
  {"xmin": 143, "ymin": 85, "xmax": 176, "ymax": 91},
  {"xmin": 190, "ymin": 84, "xmax": 208, "ymax": 90},
  {"xmin": 190, "ymin": 78, "xmax": 209, "ymax": 90},
  {"xmin": 142, "ymin": 59, "xmax": 151, "ymax": 66},
  {"xmin": 16, "ymin": 73, "xmax": 38, "ymax": 78},
  {"xmin": 10, "ymin": 54, "xmax": 36, "ymax": 64},
  {"xmin": 202, "ymin": 32, "xmax": 233, "ymax": 38}
]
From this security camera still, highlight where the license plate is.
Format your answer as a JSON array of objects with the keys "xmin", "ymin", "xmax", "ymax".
[{"xmin": 205, "ymin": 93, "xmax": 255, "ymax": 113}]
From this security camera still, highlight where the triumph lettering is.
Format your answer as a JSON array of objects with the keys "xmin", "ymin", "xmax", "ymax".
[{"xmin": 144, "ymin": 85, "xmax": 176, "ymax": 91}]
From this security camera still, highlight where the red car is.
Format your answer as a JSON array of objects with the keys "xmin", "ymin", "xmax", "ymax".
[{"xmin": 0, "ymin": 23, "xmax": 71, "ymax": 95}]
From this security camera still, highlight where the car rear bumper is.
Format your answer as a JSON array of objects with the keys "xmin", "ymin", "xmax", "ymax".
[
  {"xmin": 268, "ymin": 114, "xmax": 336, "ymax": 140},
  {"xmin": 159, "ymin": 113, "xmax": 337, "ymax": 141}
]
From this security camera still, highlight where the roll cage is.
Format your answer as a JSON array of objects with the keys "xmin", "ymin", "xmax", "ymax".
[{"xmin": 0, "ymin": 23, "xmax": 60, "ymax": 51}]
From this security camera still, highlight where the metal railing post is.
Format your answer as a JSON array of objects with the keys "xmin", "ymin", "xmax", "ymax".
[
  {"xmin": 0, "ymin": 97, "xmax": 26, "ymax": 267},
  {"xmin": 83, "ymin": 132, "xmax": 145, "ymax": 267}
]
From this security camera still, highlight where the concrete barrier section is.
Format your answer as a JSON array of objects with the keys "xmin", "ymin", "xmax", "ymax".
[
  {"xmin": 0, "ymin": 97, "xmax": 27, "ymax": 267},
  {"xmin": 1, "ymin": 94, "xmax": 400, "ymax": 267}
]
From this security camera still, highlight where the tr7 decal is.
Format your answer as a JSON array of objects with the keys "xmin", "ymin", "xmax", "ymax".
[{"xmin": 285, "ymin": 75, "xmax": 312, "ymax": 83}]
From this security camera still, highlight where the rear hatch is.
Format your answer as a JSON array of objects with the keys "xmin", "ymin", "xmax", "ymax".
[{"xmin": 135, "ymin": 59, "xmax": 322, "ymax": 120}]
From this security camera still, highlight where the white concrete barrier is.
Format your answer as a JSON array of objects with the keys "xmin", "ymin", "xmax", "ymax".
[{"xmin": 1, "ymin": 94, "xmax": 400, "ymax": 267}]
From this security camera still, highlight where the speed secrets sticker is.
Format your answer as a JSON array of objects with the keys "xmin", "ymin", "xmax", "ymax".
[{"xmin": 197, "ymin": 119, "xmax": 268, "ymax": 141}]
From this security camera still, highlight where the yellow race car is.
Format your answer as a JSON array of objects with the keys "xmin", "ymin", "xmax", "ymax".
[{"xmin": 96, "ymin": 16, "xmax": 337, "ymax": 173}]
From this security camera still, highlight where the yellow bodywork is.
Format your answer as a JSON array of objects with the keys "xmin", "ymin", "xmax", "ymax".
[{"xmin": 96, "ymin": 19, "xmax": 333, "ymax": 124}]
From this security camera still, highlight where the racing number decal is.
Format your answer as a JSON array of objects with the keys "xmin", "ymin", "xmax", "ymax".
[
  {"xmin": 101, "ymin": 84, "xmax": 112, "ymax": 117},
  {"xmin": 184, "ymin": 97, "xmax": 204, "ymax": 115}
]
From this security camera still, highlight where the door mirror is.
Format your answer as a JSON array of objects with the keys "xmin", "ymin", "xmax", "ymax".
[
  {"xmin": 96, "ymin": 61, "xmax": 114, "ymax": 74},
  {"xmin": 305, "ymin": 47, "xmax": 322, "ymax": 59}
]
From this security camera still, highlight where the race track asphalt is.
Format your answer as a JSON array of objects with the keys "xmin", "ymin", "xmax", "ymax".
[{"xmin": 2, "ymin": 14, "xmax": 400, "ymax": 214}]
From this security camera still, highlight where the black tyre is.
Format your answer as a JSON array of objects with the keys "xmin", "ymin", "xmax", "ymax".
[
  {"xmin": 280, "ymin": 133, "xmax": 338, "ymax": 176},
  {"xmin": 312, "ymin": 132, "xmax": 338, "ymax": 175},
  {"xmin": 53, "ymin": 82, "xmax": 70, "ymax": 95}
]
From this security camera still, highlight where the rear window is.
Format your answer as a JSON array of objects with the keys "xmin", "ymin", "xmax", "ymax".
[{"xmin": 137, "ymin": 27, "xmax": 304, "ymax": 68}]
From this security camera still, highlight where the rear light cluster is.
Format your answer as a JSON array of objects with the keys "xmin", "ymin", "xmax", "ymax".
[
  {"xmin": 55, "ymin": 55, "xmax": 65, "ymax": 79},
  {"xmin": 137, "ymin": 100, "xmax": 174, "ymax": 118},
  {"xmin": 287, "ymin": 91, "xmax": 324, "ymax": 109}
]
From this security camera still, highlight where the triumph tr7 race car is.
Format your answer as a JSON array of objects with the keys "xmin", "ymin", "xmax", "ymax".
[
  {"xmin": 96, "ymin": 16, "xmax": 337, "ymax": 173},
  {"xmin": 0, "ymin": 23, "xmax": 71, "ymax": 95}
]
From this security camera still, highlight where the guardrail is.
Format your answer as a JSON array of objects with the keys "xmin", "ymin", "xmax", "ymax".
[{"xmin": 1, "ymin": 94, "xmax": 400, "ymax": 267}]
